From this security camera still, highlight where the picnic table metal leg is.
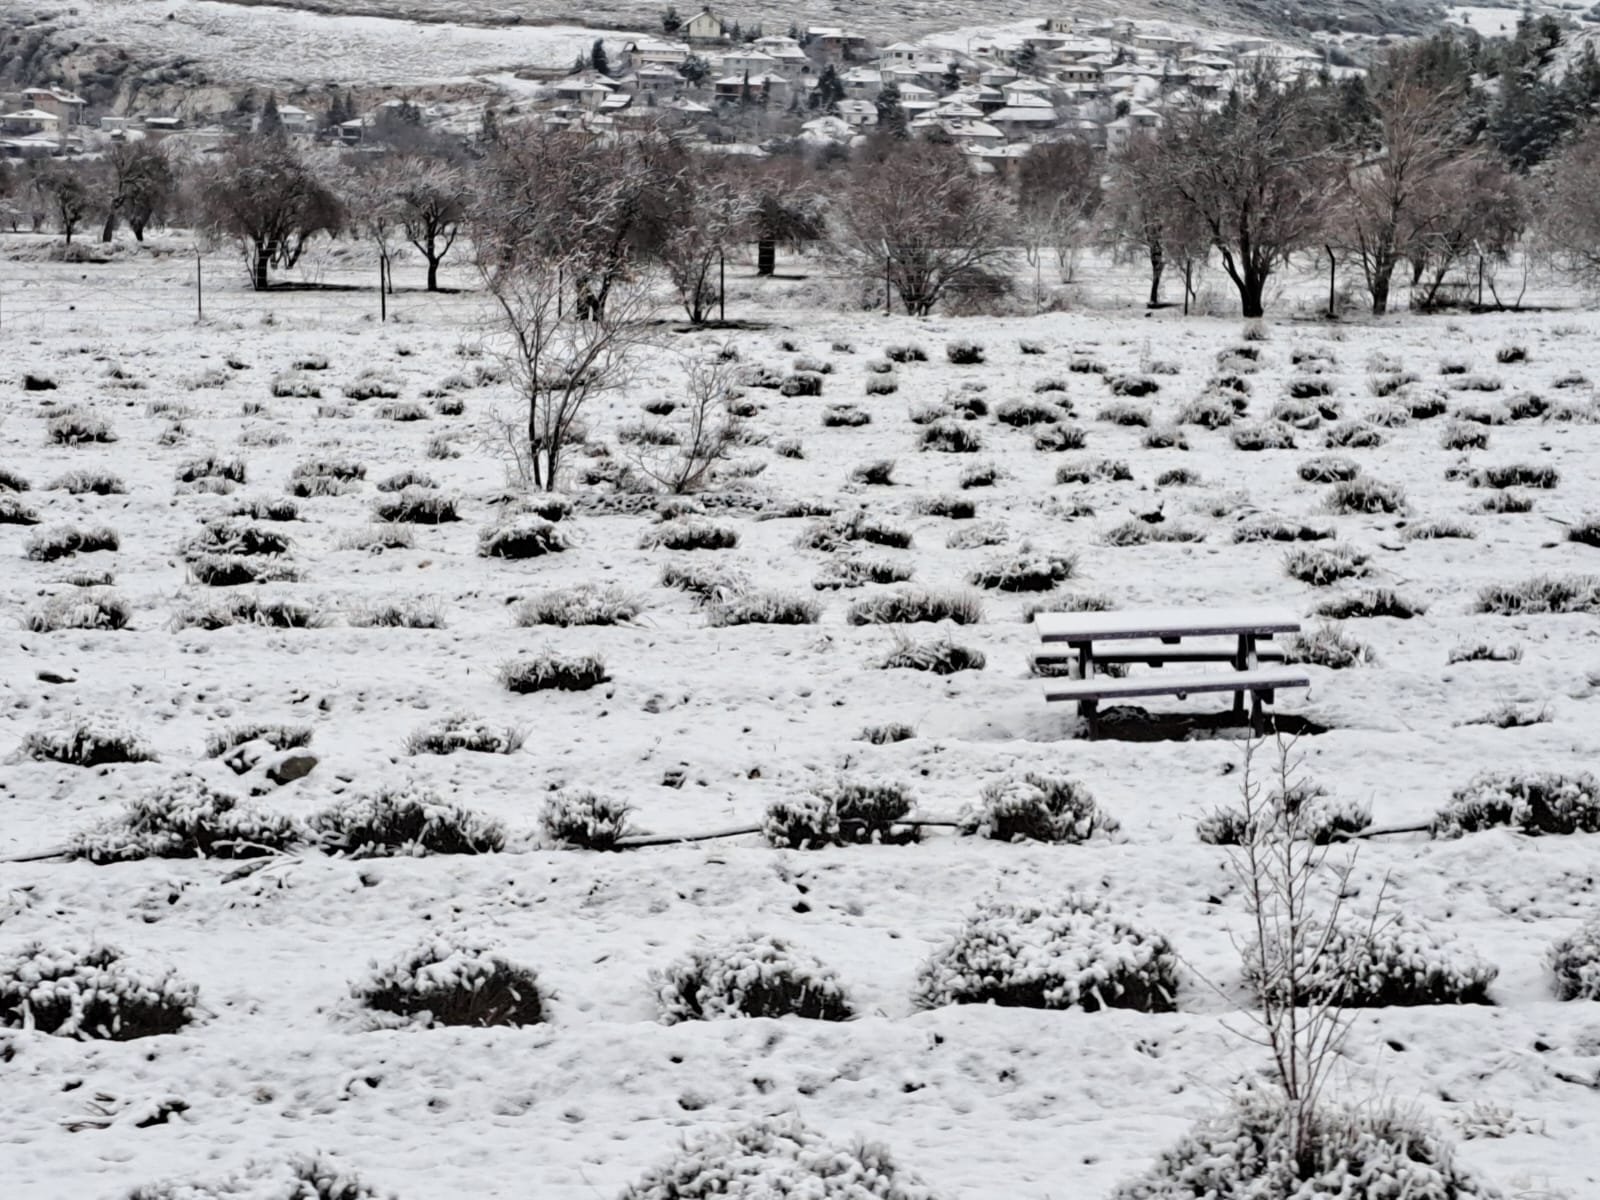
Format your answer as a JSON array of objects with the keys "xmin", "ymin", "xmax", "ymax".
[
  {"xmin": 1075, "ymin": 642, "xmax": 1099, "ymax": 737},
  {"xmin": 1250, "ymin": 689, "xmax": 1265, "ymax": 735},
  {"xmin": 1233, "ymin": 633, "xmax": 1258, "ymax": 715}
]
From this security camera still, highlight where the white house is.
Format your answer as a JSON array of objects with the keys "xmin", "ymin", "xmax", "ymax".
[
  {"xmin": 684, "ymin": 8, "xmax": 726, "ymax": 45},
  {"xmin": 835, "ymin": 98, "xmax": 877, "ymax": 127},
  {"xmin": 633, "ymin": 40, "xmax": 692, "ymax": 67},
  {"xmin": 274, "ymin": 103, "xmax": 314, "ymax": 133},
  {"xmin": 841, "ymin": 67, "xmax": 883, "ymax": 98},
  {"xmin": 881, "ymin": 42, "xmax": 922, "ymax": 65}
]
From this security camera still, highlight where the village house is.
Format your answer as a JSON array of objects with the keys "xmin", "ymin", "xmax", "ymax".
[
  {"xmin": 806, "ymin": 27, "xmax": 866, "ymax": 62},
  {"xmin": 988, "ymin": 91, "xmax": 1058, "ymax": 139},
  {"xmin": 631, "ymin": 40, "xmax": 692, "ymax": 68},
  {"xmin": 1105, "ymin": 104, "xmax": 1161, "ymax": 153},
  {"xmin": 273, "ymin": 103, "xmax": 315, "ymax": 133},
  {"xmin": 635, "ymin": 64, "xmax": 683, "ymax": 94},
  {"xmin": 880, "ymin": 42, "xmax": 922, "ymax": 66},
  {"xmin": 1, "ymin": 108, "xmax": 60, "ymax": 137},
  {"xmin": 1043, "ymin": 16, "xmax": 1075, "ymax": 33},
  {"xmin": 834, "ymin": 98, "xmax": 877, "ymax": 128},
  {"xmin": 555, "ymin": 77, "xmax": 616, "ymax": 109},
  {"xmin": 20, "ymin": 87, "xmax": 87, "ymax": 126},
  {"xmin": 752, "ymin": 35, "xmax": 812, "ymax": 78},
  {"xmin": 1134, "ymin": 32, "xmax": 1194, "ymax": 58},
  {"xmin": 684, "ymin": 8, "xmax": 727, "ymax": 46},
  {"xmin": 943, "ymin": 117, "xmax": 1005, "ymax": 149},
  {"xmin": 841, "ymin": 67, "xmax": 883, "ymax": 99},
  {"xmin": 719, "ymin": 48, "xmax": 779, "ymax": 78}
]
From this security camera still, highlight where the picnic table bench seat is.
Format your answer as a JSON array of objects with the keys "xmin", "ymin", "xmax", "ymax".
[
  {"xmin": 1043, "ymin": 666, "xmax": 1311, "ymax": 736},
  {"xmin": 1035, "ymin": 641, "xmax": 1288, "ymax": 669}
]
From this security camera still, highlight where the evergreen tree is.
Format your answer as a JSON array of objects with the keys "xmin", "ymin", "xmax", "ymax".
[
  {"xmin": 1014, "ymin": 42, "xmax": 1039, "ymax": 74},
  {"xmin": 814, "ymin": 64, "xmax": 845, "ymax": 112},
  {"xmin": 258, "ymin": 93, "xmax": 284, "ymax": 137},
  {"xmin": 680, "ymin": 55, "xmax": 711, "ymax": 87},
  {"xmin": 662, "ymin": 5, "xmax": 681, "ymax": 34},
  {"xmin": 940, "ymin": 62, "xmax": 961, "ymax": 93},
  {"xmin": 324, "ymin": 91, "xmax": 351, "ymax": 129},
  {"xmin": 591, "ymin": 38, "xmax": 610, "ymax": 75},
  {"xmin": 875, "ymin": 80, "xmax": 908, "ymax": 136},
  {"xmin": 478, "ymin": 106, "xmax": 500, "ymax": 148},
  {"xmin": 740, "ymin": 69, "xmax": 753, "ymax": 105},
  {"xmin": 788, "ymin": 22, "xmax": 800, "ymax": 40}
]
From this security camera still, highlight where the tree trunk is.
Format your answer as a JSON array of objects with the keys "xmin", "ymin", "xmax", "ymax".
[
  {"xmin": 63, "ymin": 221, "xmax": 73, "ymax": 246},
  {"xmin": 1240, "ymin": 266, "xmax": 1266, "ymax": 319},
  {"xmin": 426, "ymin": 256, "xmax": 439, "ymax": 292},
  {"xmin": 757, "ymin": 238, "xmax": 775, "ymax": 276},
  {"xmin": 254, "ymin": 244, "xmax": 271, "ymax": 291},
  {"xmin": 1370, "ymin": 269, "xmax": 1392, "ymax": 316},
  {"xmin": 101, "ymin": 209, "xmax": 118, "ymax": 243},
  {"xmin": 1147, "ymin": 245, "xmax": 1164, "ymax": 308}
]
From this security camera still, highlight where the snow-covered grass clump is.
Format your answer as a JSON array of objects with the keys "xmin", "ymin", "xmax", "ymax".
[
  {"xmin": 764, "ymin": 780, "xmax": 917, "ymax": 849},
  {"xmin": 70, "ymin": 778, "xmax": 300, "ymax": 862},
  {"xmin": 959, "ymin": 773, "xmax": 1120, "ymax": 844},
  {"xmin": 1244, "ymin": 916, "xmax": 1497, "ymax": 1007},
  {"xmin": 652, "ymin": 933, "xmax": 853, "ymax": 1023},
  {"xmin": 1551, "ymin": 917, "xmax": 1600, "ymax": 1001},
  {"xmin": 311, "ymin": 788, "xmax": 505, "ymax": 857},
  {"xmin": 914, "ymin": 894, "xmax": 1178, "ymax": 1012},
  {"xmin": 123, "ymin": 1154, "xmax": 389, "ymax": 1200},
  {"xmin": 22, "ymin": 719, "xmax": 155, "ymax": 766},
  {"xmin": 351, "ymin": 935, "xmax": 545, "ymax": 1028},
  {"xmin": 540, "ymin": 790, "xmax": 634, "ymax": 850},
  {"xmin": 1432, "ymin": 771, "xmax": 1600, "ymax": 838},
  {"xmin": 0, "ymin": 942, "xmax": 198, "ymax": 1040}
]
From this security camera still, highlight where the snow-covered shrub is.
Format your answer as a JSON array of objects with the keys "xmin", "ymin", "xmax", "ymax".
[
  {"xmin": 1195, "ymin": 782, "xmax": 1369, "ymax": 846},
  {"xmin": 1177, "ymin": 395, "xmax": 1238, "ymax": 429},
  {"xmin": 515, "ymin": 584, "xmax": 643, "ymax": 627},
  {"xmin": 342, "ymin": 369, "xmax": 402, "ymax": 400},
  {"xmin": 996, "ymin": 397, "xmax": 1064, "ymax": 427},
  {"xmin": 22, "ymin": 719, "xmax": 154, "ymax": 767},
  {"xmin": 186, "ymin": 555, "xmax": 301, "ymax": 587},
  {"xmin": 1102, "ymin": 520, "xmax": 1204, "ymax": 547},
  {"xmin": 774, "ymin": 437, "xmax": 804, "ymax": 459},
  {"xmin": 1033, "ymin": 422, "xmax": 1089, "ymax": 451},
  {"xmin": 0, "ymin": 495, "xmax": 39, "ymax": 525},
  {"xmin": 0, "ymin": 943, "xmax": 197, "ymax": 1040},
  {"xmin": 499, "ymin": 651, "xmax": 608, "ymax": 693},
  {"xmin": 780, "ymin": 372, "xmax": 823, "ymax": 397},
  {"xmin": 175, "ymin": 455, "xmax": 247, "ymax": 486},
  {"xmin": 21, "ymin": 372, "xmax": 56, "ymax": 391},
  {"xmin": 1369, "ymin": 370, "xmax": 1419, "ymax": 397},
  {"xmin": 48, "ymin": 410, "xmax": 116, "ymax": 445},
  {"xmin": 914, "ymin": 893, "xmax": 1178, "ymax": 1012},
  {"xmin": 433, "ymin": 394, "xmax": 466, "ymax": 416},
  {"xmin": 270, "ymin": 371, "xmax": 322, "ymax": 399},
  {"xmin": 1054, "ymin": 457, "xmax": 1131, "ymax": 483},
  {"xmin": 1108, "ymin": 374, "xmax": 1159, "ymax": 398},
  {"xmin": 1244, "ymin": 915, "xmax": 1496, "ymax": 1007},
  {"xmin": 1070, "ymin": 355, "xmax": 1107, "ymax": 374},
  {"xmin": 229, "ymin": 496, "xmax": 299, "ymax": 523},
  {"xmin": 203, "ymin": 723, "xmax": 311, "ymax": 759},
  {"xmin": 347, "ymin": 599, "xmax": 443, "ymax": 628},
  {"xmin": 763, "ymin": 781, "xmax": 916, "ymax": 848},
  {"xmin": 1297, "ymin": 454, "xmax": 1359, "ymax": 483},
  {"xmin": 960, "ymin": 773, "xmax": 1120, "ymax": 844},
  {"xmin": 1231, "ymin": 422, "xmax": 1297, "ymax": 451},
  {"xmin": 1314, "ymin": 588, "xmax": 1423, "ymax": 619},
  {"xmin": 1469, "ymin": 463, "xmax": 1559, "ymax": 490},
  {"xmin": 618, "ymin": 1115, "xmax": 939, "ymax": 1200},
  {"xmin": 539, "ymin": 790, "xmax": 633, "ymax": 850},
  {"xmin": 959, "ymin": 461, "xmax": 1000, "ymax": 488},
  {"xmin": 859, "ymin": 722, "xmax": 916, "ymax": 744},
  {"xmin": 618, "ymin": 421, "xmax": 682, "ymax": 446},
  {"xmin": 821, "ymin": 404, "xmax": 869, "ymax": 428},
  {"xmin": 337, "ymin": 524, "xmax": 416, "ymax": 552},
  {"xmin": 945, "ymin": 340, "xmax": 985, "ymax": 365},
  {"xmin": 1287, "ymin": 376, "xmax": 1332, "ymax": 400},
  {"xmin": 170, "ymin": 593, "xmax": 318, "ymax": 628},
  {"xmin": 659, "ymin": 560, "xmax": 749, "ymax": 605},
  {"xmin": 639, "ymin": 517, "xmax": 738, "ymax": 551},
  {"xmin": 885, "ymin": 343, "xmax": 928, "ymax": 364},
  {"xmin": 403, "ymin": 714, "xmax": 525, "ymax": 756},
  {"xmin": 913, "ymin": 494, "xmax": 976, "ymax": 519},
  {"xmin": 797, "ymin": 512, "xmax": 912, "ymax": 551},
  {"xmin": 375, "ymin": 469, "xmax": 435, "ymax": 493},
  {"xmin": 848, "ymin": 458, "xmax": 895, "ymax": 486},
  {"xmin": 653, "ymin": 934, "xmax": 853, "ymax": 1023},
  {"xmin": 49, "ymin": 468, "xmax": 125, "ymax": 496},
  {"xmin": 475, "ymin": 516, "xmax": 571, "ymax": 559},
  {"xmin": 1142, "ymin": 425, "xmax": 1188, "ymax": 450},
  {"xmin": 1432, "ymin": 771, "xmax": 1600, "ymax": 838},
  {"xmin": 1550, "ymin": 917, "xmax": 1600, "ymax": 1001},
  {"xmin": 847, "ymin": 588, "xmax": 982, "ymax": 626},
  {"xmin": 1270, "ymin": 398, "xmax": 1323, "ymax": 428},
  {"xmin": 311, "ymin": 788, "xmax": 504, "ymax": 857},
  {"xmin": 187, "ymin": 518, "xmax": 290, "ymax": 558},
  {"xmin": 969, "ymin": 547, "xmax": 1076, "ymax": 592},
  {"xmin": 707, "ymin": 590, "xmax": 821, "ymax": 626},
  {"xmin": 1449, "ymin": 373, "xmax": 1503, "ymax": 392},
  {"xmin": 1109, "ymin": 1092, "xmax": 1504, "ymax": 1200},
  {"xmin": 864, "ymin": 373, "xmax": 898, "ymax": 396},
  {"xmin": 1322, "ymin": 421, "xmax": 1383, "ymax": 449},
  {"xmin": 1403, "ymin": 518, "xmax": 1476, "ymax": 541},
  {"xmin": 123, "ymin": 1154, "xmax": 388, "ymax": 1200},
  {"xmin": 351, "ymin": 935, "xmax": 544, "ymax": 1027},
  {"xmin": 70, "ymin": 778, "xmax": 300, "ymax": 862},
  {"xmin": 26, "ymin": 590, "xmax": 131, "ymax": 632},
  {"xmin": 1283, "ymin": 621, "xmax": 1374, "ymax": 669},
  {"xmin": 1283, "ymin": 543, "xmax": 1368, "ymax": 586},
  {"xmin": 1098, "ymin": 400, "xmax": 1152, "ymax": 426},
  {"xmin": 815, "ymin": 555, "xmax": 916, "ymax": 588},
  {"xmin": 24, "ymin": 524, "xmax": 119, "ymax": 562},
  {"xmin": 919, "ymin": 419, "xmax": 983, "ymax": 452},
  {"xmin": 1564, "ymin": 514, "xmax": 1600, "ymax": 548},
  {"xmin": 1478, "ymin": 491, "xmax": 1533, "ymax": 514},
  {"xmin": 1474, "ymin": 574, "xmax": 1600, "ymax": 614},
  {"xmin": 373, "ymin": 488, "xmax": 458, "ymax": 524},
  {"xmin": 1231, "ymin": 517, "xmax": 1331, "ymax": 544}
]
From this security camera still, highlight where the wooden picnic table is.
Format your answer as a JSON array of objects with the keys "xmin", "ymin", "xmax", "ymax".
[{"xmin": 1035, "ymin": 605, "xmax": 1308, "ymax": 736}]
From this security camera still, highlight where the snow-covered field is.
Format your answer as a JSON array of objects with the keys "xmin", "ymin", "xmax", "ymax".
[{"xmin": 3, "ymin": 247, "xmax": 1600, "ymax": 1199}]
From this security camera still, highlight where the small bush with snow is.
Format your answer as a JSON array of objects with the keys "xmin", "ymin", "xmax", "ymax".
[
  {"xmin": 404, "ymin": 714, "xmax": 525, "ymax": 756},
  {"xmin": 1284, "ymin": 544, "xmax": 1368, "ymax": 586},
  {"xmin": 26, "ymin": 590, "xmax": 131, "ymax": 632},
  {"xmin": 847, "ymin": 588, "xmax": 982, "ymax": 626},
  {"xmin": 1244, "ymin": 915, "xmax": 1496, "ymax": 1007},
  {"xmin": 763, "ymin": 780, "xmax": 917, "ymax": 848},
  {"xmin": 652, "ymin": 934, "xmax": 854, "ymax": 1023},
  {"xmin": 1550, "ymin": 917, "xmax": 1600, "ymax": 1001},
  {"xmin": 499, "ymin": 651, "xmax": 608, "ymax": 693},
  {"xmin": 515, "ymin": 583, "xmax": 643, "ymax": 627},
  {"xmin": 959, "ymin": 773, "xmax": 1120, "ymax": 844},
  {"xmin": 1474, "ymin": 575, "xmax": 1600, "ymax": 615},
  {"xmin": 914, "ymin": 893, "xmax": 1178, "ymax": 1012},
  {"xmin": 24, "ymin": 524, "xmax": 119, "ymax": 562},
  {"xmin": 311, "ymin": 788, "xmax": 505, "ymax": 857},
  {"xmin": 70, "ymin": 778, "xmax": 300, "ymax": 862},
  {"xmin": 639, "ymin": 517, "xmax": 739, "ymax": 551},
  {"xmin": 22, "ymin": 719, "xmax": 154, "ymax": 767},
  {"xmin": 707, "ymin": 590, "xmax": 821, "ymax": 626},
  {"xmin": 539, "ymin": 790, "xmax": 634, "ymax": 850},
  {"xmin": 1432, "ymin": 771, "xmax": 1600, "ymax": 838},
  {"xmin": 969, "ymin": 547, "xmax": 1076, "ymax": 592},
  {"xmin": 0, "ymin": 943, "xmax": 198, "ymax": 1040},
  {"xmin": 351, "ymin": 935, "xmax": 544, "ymax": 1028}
]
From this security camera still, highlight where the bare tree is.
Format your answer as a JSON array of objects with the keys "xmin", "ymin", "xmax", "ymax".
[
  {"xmin": 201, "ymin": 137, "xmax": 341, "ymax": 290},
  {"xmin": 658, "ymin": 165, "xmax": 755, "ymax": 323},
  {"xmin": 1227, "ymin": 736, "xmax": 1388, "ymax": 1172},
  {"xmin": 338, "ymin": 159, "xmax": 403, "ymax": 289},
  {"xmin": 1105, "ymin": 132, "xmax": 1211, "ymax": 310},
  {"xmin": 480, "ymin": 249, "xmax": 655, "ymax": 492},
  {"xmin": 628, "ymin": 349, "xmax": 744, "ymax": 493},
  {"xmin": 741, "ymin": 157, "xmax": 826, "ymax": 275},
  {"xmin": 1152, "ymin": 68, "xmax": 1336, "ymax": 318},
  {"xmin": 1326, "ymin": 60, "xmax": 1472, "ymax": 314},
  {"xmin": 833, "ymin": 140, "xmax": 1013, "ymax": 316},
  {"xmin": 1533, "ymin": 122, "xmax": 1600, "ymax": 292},
  {"xmin": 1017, "ymin": 137, "xmax": 1102, "ymax": 283},
  {"xmin": 100, "ymin": 141, "xmax": 175, "ymax": 243},
  {"xmin": 1409, "ymin": 156, "xmax": 1523, "ymax": 309}
]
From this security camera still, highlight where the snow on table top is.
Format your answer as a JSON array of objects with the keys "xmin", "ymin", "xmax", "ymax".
[{"xmin": 1035, "ymin": 606, "xmax": 1302, "ymax": 644}]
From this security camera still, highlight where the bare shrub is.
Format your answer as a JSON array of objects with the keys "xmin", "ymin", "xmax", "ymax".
[{"xmin": 352, "ymin": 935, "xmax": 544, "ymax": 1027}]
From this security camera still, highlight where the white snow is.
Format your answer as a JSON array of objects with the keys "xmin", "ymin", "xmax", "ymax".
[{"xmin": 2, "ymin": 240, "xmax": 1600, "ymax": 1199}]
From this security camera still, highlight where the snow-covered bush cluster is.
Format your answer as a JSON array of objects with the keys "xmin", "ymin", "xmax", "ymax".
[
  {"xmin": 1550, "ymin": 916, "xmax": 1600, "ymax": 1001},
  {"xmin": 763, "ymin": 780, "xmax": 916, "ymax": 849},
  {"xmin": 652, "ymin": 933, "xmax": 853, "ymax": 1024},
  {"xmin": 1196, "ymin": 781, "xmax": 1370, "ymax": 846},
  {"xmin": 21, "ymin": 718, "xmax": 155, "ymax": 767},
  {"xmin": 1432, "ymin": 771, "xmax": 1600, "ymax": 838},
  {"xmin": 1110, "ymin": 1092, "xmax": 1504, "ymax": 1200},
  {"xmin": 846, "ymin": 588, "xmax": 982, "ymax": 626},
  {"xmin": 350, "ymin": 934, "xmax": 544, "ymax": 1028},
  {"xmin": 967, "ymin": 547, "xmax": 1075, "ymax": 592},
  {"xmin": 0, "ymin": 942, "xmax": 198, "ymax": 1040},
  {"xmin": 1244, "ymin": 915, "xmax": 1497, "ymax": 1007},
  {"xmin": 638, "ymin": 516, "xmax": 739, "ymax": 551},
  {"xmin": 70, "ymin": 778, "xmax": 301, "ymax": 863},
  {"xmin": 310, "ymin": 788, "xmax": 505, "ymax": 857},
  {"xmin": 26, "ymin": 590, "xmax": 131, "ymax": 632},
  {"xmin": 498, "ymin": 650, "xmax": 609, "ymax": 693},
  {"xmin": 125, "ymin": 1153, "xmax": 390, "ymax": 1200},
  {"xmin": 876, "ymin": 634, "xmax": 985, "ymax": 674},
  {"xmin": 515, "ymin": 583, "xmax": 643, "ymax": 627},
  {"xmin": 619, "ymin": 1116, "xmax": 939, "ymax": 1200},
  {"xmin": 403, "ymin": 714, "xmax": 525, "ymax": 756},
  {"xmin": 539, "ymin": 790, "xmax": 634, "ymax": 850},
  {"xmin": 959, "ymin": 773, "xmax": 1120, "ymax": 844},
  {"xmin": 914, "ymin": 894, "xmax": 1178, "ymax": 1012}
]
